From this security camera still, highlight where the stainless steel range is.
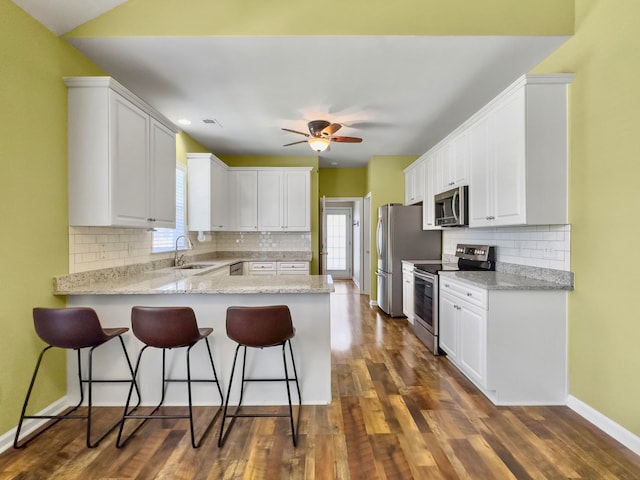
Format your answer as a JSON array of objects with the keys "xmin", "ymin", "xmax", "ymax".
[{"xmin": 413, "ymin": 244, "xmax": 495, "ymax": 355}]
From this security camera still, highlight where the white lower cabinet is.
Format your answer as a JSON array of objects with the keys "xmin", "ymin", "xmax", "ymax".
[
  {"xmin": 246, "ymin": 261, "xmax": 309, "ymax": 275},
  {"xmin": 439, "ymin": 274, "xmax": 567, "ymax": 405},
  {"xmin": 402, "ymin": 262, "xmax": 415, "ymax": 323},
  {"xmin": 247, "ymin": 261, "xmax": 277, "ymax": 275},
  {"xmin": 277, "ymin": 261, "xmax": 310, "ymax": 275}
]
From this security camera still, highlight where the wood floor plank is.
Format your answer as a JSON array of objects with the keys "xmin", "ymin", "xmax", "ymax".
[{"xmin": 2, "ymin": 280, "xmax": 639, "ymax": 479}]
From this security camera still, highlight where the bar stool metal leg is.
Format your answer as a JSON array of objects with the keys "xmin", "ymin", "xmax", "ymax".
[
  {"xmin": 218, "ymin": 339, "xmax": 301, "ymax": 447},
  {"xmin": 14, "ymin": 332, "xmax": 140, "ymax": 449},
  {"xmin": 116, "ymin": 307, "xmax": 224, "ymax": 448}
]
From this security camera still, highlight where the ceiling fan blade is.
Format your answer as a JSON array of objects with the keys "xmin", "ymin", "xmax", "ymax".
[
  {"xmin": 321, "ymin": 123, "xmax": 342, "ymax": 136},
  {"xmin": 283, "ymin": 140, "xmax": 309, "ymax": 147},
  {"xmin": 331, "ymin": 136, "xmax": 363, "ymax": 143},
  {"xmin": 281, "ymin": 128, "xmax": 310, "ymax": 137}
]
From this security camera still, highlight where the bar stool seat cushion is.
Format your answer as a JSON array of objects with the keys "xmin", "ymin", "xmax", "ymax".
[
  {"xmin": 226, "ymin": 305, "xmax": 295, "ymax": 348},
  {"xmin": 34, "ymin": 307, "xmax": 127, "ymax": 349},
  {"xmin": 131, "ymin": 306, "xmax": 212, "ymax": 348}
]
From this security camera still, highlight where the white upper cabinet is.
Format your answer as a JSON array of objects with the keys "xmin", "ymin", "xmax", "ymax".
[
  {"xmin": 65, "ymin": 77, "xmax": 179, "ymax": 228},
  {"xmin": 404, "ymin": 159, "xmax": 425, "ymax": 205},
  {"xmin": 435, "ymin": 130, "xmax": 469, "ymax": 194},
  {"xmin": 187, "ymin": 153, "xmax": 229, "ymax": 231},
  {"xmin": 282, "ymin": 169, "xmax": 311, "ymax": 231},
  {"xmin": 258, "ymin": 168, "xmax": 311, "ymax": 231},
  {"xmin": 258, "ymin": 170, "xmax": 284, "ymax": 230},
  {"xmin": 231, "ymin": 169, "xmax": 259, "ymax": 231},
  {"xmin": 469, "ymin": 75, "xmax": 573, "ymax": 227},
  {"xmin": 421, "ymin": 154, "xmax": 440, "ymax": 230},
  {"xmin": 187, "ymin": 162, "xmax": 312, "ymax": 233}
]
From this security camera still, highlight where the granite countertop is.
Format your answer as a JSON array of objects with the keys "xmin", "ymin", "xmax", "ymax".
[
  {"xmin": 53, "ymin": 254, "xmax": 333, "ymax": 295},
  {"xmin": 439, "ymin": 270, "xmax": 573, "ymax": 291}
]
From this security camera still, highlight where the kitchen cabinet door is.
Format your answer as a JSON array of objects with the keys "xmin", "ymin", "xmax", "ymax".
[
  {"xmin": 404, "ymin": 159, "xmax": 425, "ymax": 205},
  {"xmin": 232, "ymin": 170, "xmax": 258, "ymax": 231},
  {"xmin": 422, "ymin": 155, "xmax": 440, "ymax": 230},
  {"xmin": 283, "ymin": 169, "xmax": 311, "ymax": 231},
  {"xmin": 187, "ymin": 153, "xmax": 229, "ymax": 231},
  {"xmin": 438, "ymin": 291, "xmax": 459, "ymax": 363},
  {"xmin": 468, "ymin": 115, "xmax": 492, "ymax": 227},
  {"xmin": 402, "ymin": 263, "xmax": 415, "ymax": 323},
  {"xmin": 458, "ymin": 300, "xmax": 487, "ymax": 388},
  {"xmin": 210, "ymin": 158, "xmax": 229, "ymax": 230},
  {"xmin": 111, "ymin": 94, "xmax": 151, "ymax": 227},
  {"xmin": 258, "ymin": 170, "xmax": 284, "ymax": 230},
  {"xmin": 149, "ymin": 119, "xmax": 177, "ymax": 228},
  {"xmin": 490, "ymin": 88, "xmax": 526, "ymax": 226}
]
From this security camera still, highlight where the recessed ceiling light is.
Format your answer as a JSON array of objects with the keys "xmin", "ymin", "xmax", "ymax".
[{"xmin": 178, "ymin": 118, "xmax": 191, "ymax": 126}]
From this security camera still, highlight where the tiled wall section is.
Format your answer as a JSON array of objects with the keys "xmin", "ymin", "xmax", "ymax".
[
  {"xmin": 69, "ymin": 227, "xmax": 217, "ymax": 273},
  {"xmin": 442, "ymin": 224, "xmax": 571, "ymax": 271},
  {"xmin": 215, "ymin": 231, "xmax": 312, "ymax": 252},
  {"xmin": 69, "ymin": 228, "xmax": 312, "ymax": 273}
]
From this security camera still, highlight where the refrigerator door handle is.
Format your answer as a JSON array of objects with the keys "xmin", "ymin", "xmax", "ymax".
[{"xmin": 376, "ymin": 216, "xmax": 384, "ymax": 258}]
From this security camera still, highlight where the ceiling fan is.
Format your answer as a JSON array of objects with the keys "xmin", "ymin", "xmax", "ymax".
[{"xmin": 282, "ymin": 120, "xmax": 363, "ymax": 152}]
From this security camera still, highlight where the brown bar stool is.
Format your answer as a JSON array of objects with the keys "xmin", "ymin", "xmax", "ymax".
[
  {"xmin": 117, "ymin": 306, "xmax": 223, "ymax": 448},
  {"xmin": 14, "ymin": 307, "xmax": 140, "ymax": 448},
  {"xmin": 218, "ymin": 305, "xmax": 301, "ymax": 447}
]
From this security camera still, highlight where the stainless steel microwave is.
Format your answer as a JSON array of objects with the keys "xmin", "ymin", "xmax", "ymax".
[{"xmin": 434, "ymin": 186, "xmax": 468, "ymax": 227}]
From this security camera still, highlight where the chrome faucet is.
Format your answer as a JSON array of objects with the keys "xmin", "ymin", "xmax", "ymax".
[{"xmin": 174, "ymin": 235, "xmax": 193, "ymax": 267}]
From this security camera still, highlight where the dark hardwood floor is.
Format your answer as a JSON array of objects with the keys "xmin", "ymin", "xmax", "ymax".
[{"xmin": 2, "ymin": 280, "xmax": 640, "ymax": 479}]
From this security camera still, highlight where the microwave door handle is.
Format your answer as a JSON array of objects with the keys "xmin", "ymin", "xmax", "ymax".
[{"xmin": 452, "ymin": 190, "xmax": 459, "ymax": 223}]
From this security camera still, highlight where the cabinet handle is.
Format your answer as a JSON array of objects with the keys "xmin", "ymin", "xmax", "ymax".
[
  {"xmin": 444, "ymin": 283, "xmax": 450, "ymax": 287},
  {"xmin": 466, "ymin": 292, "xmax": 472, "ymax": 297}
]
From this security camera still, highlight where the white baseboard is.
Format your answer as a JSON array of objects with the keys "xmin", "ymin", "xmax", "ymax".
[
  {"xmin": 568, "ymin": 395, "xmax": 640, "ymax": 456},
  {"xmin": 369, "ymin": 300, "xmax": 378, "ymax": 307},
  {"xmin": 0, "ymin": 397, "xmax": 70, "ymax": 454}
]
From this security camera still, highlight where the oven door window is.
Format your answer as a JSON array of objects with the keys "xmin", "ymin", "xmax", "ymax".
[{"xmin": 414, "ymin": 274, "xmax": 434, "ymax": 330}]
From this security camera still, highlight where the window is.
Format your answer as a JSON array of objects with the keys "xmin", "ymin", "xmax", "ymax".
[{"xmin": 152, "ymin": 164, "xmax": 187, "ymax": 253}]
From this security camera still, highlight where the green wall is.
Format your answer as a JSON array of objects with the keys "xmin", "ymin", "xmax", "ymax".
[
  {"xmin": 66, "ymin": 0, "xmax": 574, "ymax": 37},
  {"xmin": 177, "ymin": 133, "xmax": 210, "ymax": 166},
  {"xmin": 319, "ymin": 168, "xmax": 367, "ymax": 198},
  {"xmin": 532, "ymin": 0, "xmax": 640, "ymax": 436},
  {"xmin": 367, "ymin": 156, "xmax": 418, "ymax": 296},
  {"xmin": 0, "ymin": 0, "xmax": 105, "ymax": 434},
  {"xmin": 220, "ymin": 155, "xmax": 320, "ymax": 274}
]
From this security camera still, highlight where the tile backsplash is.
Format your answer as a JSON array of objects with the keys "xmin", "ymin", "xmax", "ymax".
[
  {"xmin": 69, "ymin": 227, "xmax": 311, "ymax": 273},
  {"xmin": 442, "ymin": 224, "xmax": 571, "ymax": 271}
]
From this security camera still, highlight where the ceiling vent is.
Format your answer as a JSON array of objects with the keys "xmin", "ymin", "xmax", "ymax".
[{"xmin": 202, "ymin": 118, "xmax": 222, "ymax": 128}]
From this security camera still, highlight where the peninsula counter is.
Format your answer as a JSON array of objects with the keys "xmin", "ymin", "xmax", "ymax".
[{"xmin": 56, "ymin": 269, "xmax": 334, "ymax": 407}]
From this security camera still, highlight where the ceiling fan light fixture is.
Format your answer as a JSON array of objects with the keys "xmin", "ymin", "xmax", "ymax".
[{"xmin": 308, "ymin": 137, "xmax": 330, "ymax": 152}]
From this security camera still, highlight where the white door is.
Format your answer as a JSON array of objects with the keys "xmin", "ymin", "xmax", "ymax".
[
  {"xmin": 319, "ymin": 196, "xmax": 327, "ymax": 275},
  {"xmin": 362, "ymin": 193, "xmax": 371, "ymax": 295},
  {"xmin": 325, "ymin": 207, "xmax": 352, "ymax": 279}
]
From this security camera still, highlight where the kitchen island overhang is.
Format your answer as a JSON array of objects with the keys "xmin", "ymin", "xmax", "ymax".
[{"xmin": 56, "ymin": 271, "xmax": 334, "ymax": 407}]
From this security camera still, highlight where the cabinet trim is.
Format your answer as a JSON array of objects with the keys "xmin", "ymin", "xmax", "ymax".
[{"xmin": 64, "ymin": 76, "xmax": 179, "ymax": 134}]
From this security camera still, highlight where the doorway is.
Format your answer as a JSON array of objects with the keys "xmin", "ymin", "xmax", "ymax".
[{"xmin": 325, "ymin": 207, "xmax": 352, "ymax": 279}]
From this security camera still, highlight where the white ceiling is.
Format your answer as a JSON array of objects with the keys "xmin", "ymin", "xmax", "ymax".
[{"xmin": 13, "ymin": 1, "xmax": 569, "ymax": 168}]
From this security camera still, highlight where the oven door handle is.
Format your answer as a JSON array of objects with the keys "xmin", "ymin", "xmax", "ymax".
[{"xmin": 413, "ymin": 270, "xmax": 435, "ymax": 282}]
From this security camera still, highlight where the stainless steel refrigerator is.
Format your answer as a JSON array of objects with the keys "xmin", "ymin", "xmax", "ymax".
[{"xmin": 376, "ymin": 204, "xmax": 441, "ymax": 316}]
